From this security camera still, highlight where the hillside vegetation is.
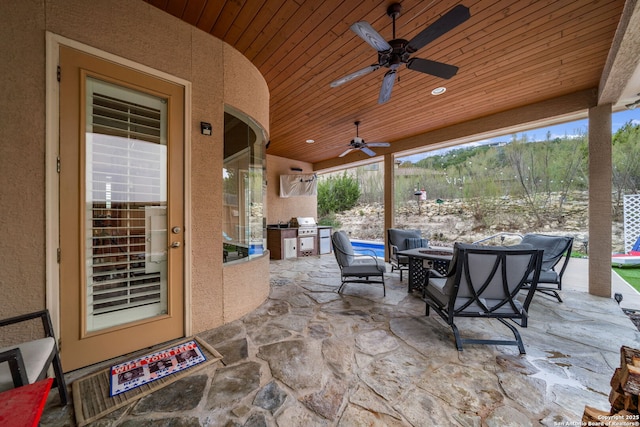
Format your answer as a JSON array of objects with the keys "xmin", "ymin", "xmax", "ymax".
[{"xmin": 319, "ymin": 121, "xmax": 640, "ymax": 254}]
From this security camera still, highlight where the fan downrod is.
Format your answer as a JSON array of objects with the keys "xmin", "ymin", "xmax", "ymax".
[{"xmin": 387, "ymin": 3, "xmax": 402, "ymax": 39}]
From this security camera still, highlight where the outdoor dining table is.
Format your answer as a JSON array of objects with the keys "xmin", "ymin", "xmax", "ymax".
[{"xmin": 397, "ymin": 246, "xmax": 454, "ymax": 293}]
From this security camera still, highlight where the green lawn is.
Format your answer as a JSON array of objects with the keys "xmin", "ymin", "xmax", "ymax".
[{"xmin": 613, "ymin": 266, "xmax": 640, "ymax": 293}]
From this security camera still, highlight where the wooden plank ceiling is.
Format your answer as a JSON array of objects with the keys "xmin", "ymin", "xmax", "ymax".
[{"xmin": 144, "ymin": 0, "xmax": 626, "ymax": 167}]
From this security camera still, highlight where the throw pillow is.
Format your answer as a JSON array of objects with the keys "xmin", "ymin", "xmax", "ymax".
[{"xmin": 405, "ymin": 237, "xmax": 429, "ymax": 249}]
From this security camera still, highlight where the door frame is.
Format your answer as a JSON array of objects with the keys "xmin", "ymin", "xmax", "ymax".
[{"xmin": 45, "ymin": 32, "xmax": 193, "ymax": 347}]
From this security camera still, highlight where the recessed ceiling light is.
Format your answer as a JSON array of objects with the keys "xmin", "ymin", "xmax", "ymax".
[
  {"xmin": 306, "ymin": 139, "xmax": 315, "ymax": 144},
  {"xmin": 431, "ymin": 87, "xmax": 446, "ymax": 95}
]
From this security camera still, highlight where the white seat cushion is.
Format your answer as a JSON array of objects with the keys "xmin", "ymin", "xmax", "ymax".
[{"xmin": 0, "ymin": 337, "xmax": 55, "ymax": 392}]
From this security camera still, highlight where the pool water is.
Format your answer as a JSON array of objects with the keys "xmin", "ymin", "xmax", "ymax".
[{"xmin": 351, "ymin": 240, "xmax": 385, "ymax": 258}]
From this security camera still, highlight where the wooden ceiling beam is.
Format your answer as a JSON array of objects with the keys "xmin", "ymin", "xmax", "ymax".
[{"xmin": 599, "ymin": 0, "xmax": 640, "ymax": 105}]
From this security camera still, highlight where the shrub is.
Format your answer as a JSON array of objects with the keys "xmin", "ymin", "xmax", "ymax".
[
  {"xmin": 317, "ymin": 213, "xmax": 341, "ymax": 228},
  {"xmin": 317, "ymin": 172, "xmax": 361, "ymax": 216}
]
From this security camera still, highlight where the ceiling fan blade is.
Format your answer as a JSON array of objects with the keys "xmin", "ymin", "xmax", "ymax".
[
  {"xmin": 407, "ymin": 58, "xmax": 459, "ymax": 79},
  {"xmin": 361, "ymin": 146, "xmax": 377, "ymax": 157},
  {"xmin": 339, "ymin": 148, "xmax": 354, "ymax": 157},
  {"xmin": 330, "ymin": 64, "xmax": 380, "ymax": 87},
  {"xmin": 406, "ymin": 5, "xmax": 470, "ymax": 52},
  {"xmin": 350, "ymin": 21, "xmax": 392, "ymax": 52},
  {"xmin": 366, "ymin": 142, "xmax": 390, "ymax": 147},
  {"xmin": 378, "ymin": 70, "xmax": 396, "ymax": 104}
]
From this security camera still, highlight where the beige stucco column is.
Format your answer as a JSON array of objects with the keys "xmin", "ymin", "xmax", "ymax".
[
  {"xmin": 384, "ymin": 153, "xmax": 395, "ymax": 261},
  {"xmin": 588, "ymin": 103, "xmax": 612, "ymax": 297}
]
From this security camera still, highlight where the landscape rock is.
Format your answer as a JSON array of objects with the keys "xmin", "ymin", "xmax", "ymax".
[{"xmin": 333, "ymin": 193, "xmax": 625, "ymax": 252}]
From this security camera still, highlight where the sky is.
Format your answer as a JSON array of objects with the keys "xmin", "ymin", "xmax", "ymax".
[{"xmin": 400, "ymin": 108, "xmax": 640, "ymax": 163}]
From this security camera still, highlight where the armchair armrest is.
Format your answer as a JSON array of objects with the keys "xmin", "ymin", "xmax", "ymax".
[
  {"xmin": 0, "ymin": 309, "xmax": 67, "ymax": 405},
  {"xmin": 353, "ymin": 249, "xmax": 385, "ymax": 272},
  {"xmin": 0, "ymin": 310, "xmax": 54, "ymax": 339},
  {"xmin": 354, "ymin": 248, "xmax": 378, "ymax": 258},
  {"xmin": 0, "ymin": 310, "xmax": 56, "ymax": 388},
  {"xmin": 0, "ymin": 348, "xmax": 29, "ymax": 388},
  {"xmin": 428, "ymin": 269, "xmax": 447, "ymax": 279}
]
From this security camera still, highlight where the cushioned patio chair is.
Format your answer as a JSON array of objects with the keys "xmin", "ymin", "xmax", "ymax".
[
  {"xmin": 0, "ymin": 309, "xmax": 68, "ymax": 405},
  {"xmin": 424, "ymin": 242, "xmax": 543, "ymax": 354},
  {"xmin": 332, "ymin": 230, "xmax": 386, "ymax": 296},
  {"xmin": 519, "ymin": 233, "xmax": 574, "ymax": 303},
  {"xmin": 387, "ymin": 228, "xmax": 428, "ymax": 281}
]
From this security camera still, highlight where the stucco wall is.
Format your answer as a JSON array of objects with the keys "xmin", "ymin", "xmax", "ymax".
[
  {"xmin": 0, "ymin": 0, "xmax": 48, "ymax": 323},
  {"xmin": 266, "ymin": 154, "xmax": 317, "ymax": 224},
  {"xmin": 222, "ymin": 253, "xmax": 271, "ymax": 323},
  {"xmin": 0, "ymin": 0, "xmax": 270, "ymax": 344}
]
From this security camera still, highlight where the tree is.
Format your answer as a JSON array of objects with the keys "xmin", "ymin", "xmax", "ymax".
[
  {"xmin": 549, "ymin": 131, "xmax": 587, "ymax": 217},
  {"xmin": 612, "ymin": 121, "xmax": 640, "ymax": 218},
  {"xmin": 504, "ymin": 131, "xmax": 587, "ymax": 225},
  {"xmin": 505, "ymin": 134, "xmax": 546, "ymax": 225}
]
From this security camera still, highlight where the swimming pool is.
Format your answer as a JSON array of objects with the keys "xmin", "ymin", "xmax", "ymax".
[{"xmin": 350, "ymin": 240, "xmax": 385, "ymax": 258}]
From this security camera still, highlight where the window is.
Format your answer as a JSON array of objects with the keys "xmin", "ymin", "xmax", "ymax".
[
  {"xmin": 85, "ymin": 77, "xmax": 168, "ymax": 331},
  {"xmin": 223, "ymin": 109, "xmax": 267, "ymax": 263}
]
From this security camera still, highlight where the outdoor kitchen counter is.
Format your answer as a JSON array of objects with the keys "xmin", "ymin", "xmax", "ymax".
[
  {"xmin": 267, "ymin": 227, "xmax": 298, "ymax": 260},
  {"xmin": 267, "ymin": 225, "xmax": 332, "ymax": 260}
]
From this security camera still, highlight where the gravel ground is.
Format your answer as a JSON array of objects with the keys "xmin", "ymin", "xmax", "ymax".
[{"xmin": 624, "ymin": 309, "xmax": 640, "ymax": 331}]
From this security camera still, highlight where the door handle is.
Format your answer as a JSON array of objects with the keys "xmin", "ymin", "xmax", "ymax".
[{"xmin": 170, "ymin": 242, "xmax": 181, "ymax": 248}]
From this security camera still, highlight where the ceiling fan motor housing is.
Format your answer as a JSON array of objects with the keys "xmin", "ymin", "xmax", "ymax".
[{"xmin": 379, "ymin": 39, "xmax": 411, "ymax": 67}]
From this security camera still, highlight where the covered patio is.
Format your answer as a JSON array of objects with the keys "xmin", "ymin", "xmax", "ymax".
[
  {"xmin": 2, "ymin": 2, "xmax": 640, "ymax": 423},
  {"xmin": 0, "ymin": 0, "xmax": 636, "ymax": 354},
  {"xmin": 41, "ymin": 255, "xmax": 640, "ymax": 426}
]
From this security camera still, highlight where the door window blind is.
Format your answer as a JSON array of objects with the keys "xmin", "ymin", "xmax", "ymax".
[{"xmin": 85, "ymin": 77, "xmax": 168, "ymax": 332}]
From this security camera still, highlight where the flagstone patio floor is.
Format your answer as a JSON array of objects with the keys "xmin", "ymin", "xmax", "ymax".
[{"xmin": 40, "ymin": 255, "xmax": 640, "ymax": 426}]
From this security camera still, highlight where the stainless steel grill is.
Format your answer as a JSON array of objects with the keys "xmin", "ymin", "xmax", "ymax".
[{"xmin": 292, "ymin": 217, "xmax": 318, "ymax": 236}]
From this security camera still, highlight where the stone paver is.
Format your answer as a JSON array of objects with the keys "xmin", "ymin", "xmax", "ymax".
[{"xmin": 40, "ymin": 255, "xmax": 640, "ymax": 426}]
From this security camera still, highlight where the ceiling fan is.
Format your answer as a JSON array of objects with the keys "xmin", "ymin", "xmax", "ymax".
[
  {"xmin": 330, "ymin": 3, "xmax": 470, "ymax": 104},
  {"xmin": 339, "ymin": 121, "xmax": 390, "ymax": 157}
]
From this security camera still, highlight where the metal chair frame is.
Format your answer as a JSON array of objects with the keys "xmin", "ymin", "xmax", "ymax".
[
  {"xmin": 424, "ymin": 243, "xmax": 543, "ymax": 354},
  {"xmin": 519, "ymin": 234, "xmax": 574, "ymax": 303},
  {"xmin": 332, "ymin": 231, "xmax": 386, "ymax": 296},
  {"xmin": 387, "ymin": 228, "xmax": 425, "ymax": 281},
  {"xmin": 0, "ymin": 309, "xmax": 68, "ymax": 405}
]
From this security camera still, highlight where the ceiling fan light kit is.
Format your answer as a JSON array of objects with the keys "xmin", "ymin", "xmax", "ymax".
[{"xmin": 330, "ymin": 3, "xmax": 470, "ymax": 104}]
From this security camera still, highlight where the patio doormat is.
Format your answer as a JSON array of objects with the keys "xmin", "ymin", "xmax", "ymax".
[{"xmin": 72, "ymin": 337, "xmax": 222, "ymax": 426}]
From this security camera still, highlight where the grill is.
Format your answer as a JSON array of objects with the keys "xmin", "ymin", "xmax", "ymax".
[
  {"xmin": 291, "ymin": 217, "xmax": 318, "ymax": 236},
  {"xmin": 291, "ymin": 217, "xmax": 318, "ymax": 257}
]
